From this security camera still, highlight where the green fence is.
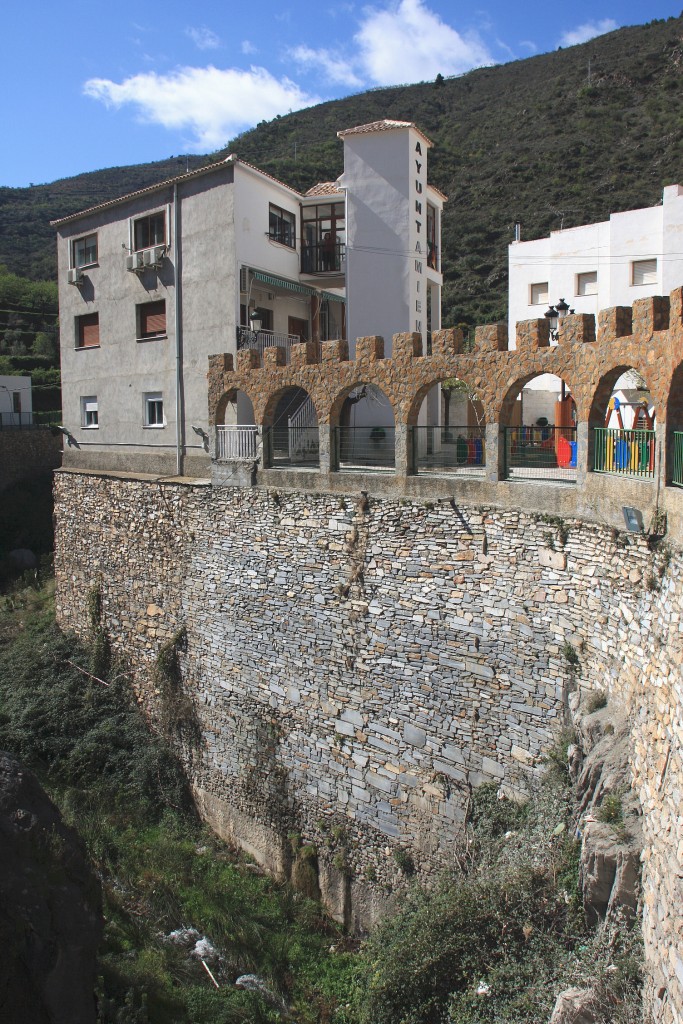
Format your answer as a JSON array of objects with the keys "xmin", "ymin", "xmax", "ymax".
[
  {"xmin": 672, "ymin": 432, "xmax": 683, "ymax": 487},
  {"xmin": 593, "ymin": 428, "xmax": 655, "ymax": 479}
]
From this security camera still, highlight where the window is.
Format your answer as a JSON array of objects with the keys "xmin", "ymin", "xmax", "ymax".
[
  {"xmin": 576, "ymin": 271, "xmax": 598, "ymax": 296},
  {"xmin": 72, "ymin": 233, "xmax": 97, "ymax": 268},
  {"xmin": 133, "ymin": 212, "xmax": 166, "ymax": 251},
  {"xmin": 137, "ymin": 300, "xmax": 167, "ymax": 340},
  {"xmin": 144, "ymin": 392, "xmax": 165, "ymax": 427},
  {"xmin": 632, "ymin": 258, "xmax": 657, "ymax": 286},
  {"xmin": 301, "ymin": 201, "xmax": 345, "ymax": 272},
  {"xmin": 12, "ymin": 392, "xmax": 21, "ymax": 414},
  {"xmin": 76, "ymin": 312, "xmax": 100, "ymax": 348},
  {"xmin": 80, "ymin": 396, "xmax": 98, "ymax": 428},
  {"xmin": 269, "ymin": 203, "xmax": 296, "ymax": 247},
  {"xmin": 530, "ymin": 282, "xmax": 549, "ymax": 305}
]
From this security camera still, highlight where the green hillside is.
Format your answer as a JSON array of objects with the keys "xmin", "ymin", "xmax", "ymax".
[{"xmin": 1, "ymin": 14, "xmax": 682, "ymax": 328}]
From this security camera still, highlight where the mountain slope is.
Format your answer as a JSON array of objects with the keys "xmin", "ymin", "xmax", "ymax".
[{"xmin": 2, "ymin": 14, "xmax": 682, "ymax": 327}]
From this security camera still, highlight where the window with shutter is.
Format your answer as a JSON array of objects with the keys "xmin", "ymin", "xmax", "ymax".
[
  {"xmin": 576, "ymin": 271, "xmax": 597, "ymax": 296},
  {"xmin": 632, "ymin": 259, "xmax": 657, "ymax": 286},
  {"xmin": 138, "ymin": 300, "xmax": 167, "ymax": 339},
  {"xmin": 530, "ymin": 282, "xmax": 548, "ymax": 305},
  {"xmin": 80, "ymin": 396, "xmax": 98, "ymax": 428},
  {"xmin": 76, "ymin": 313, "xmax": 100, "ymax": 348}
]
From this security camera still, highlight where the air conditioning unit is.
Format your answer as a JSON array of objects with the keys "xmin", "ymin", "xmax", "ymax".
[
  {"xmin": 126, "ymin": 252, "xmax": 145, "ymax": 273},
  {"xmin": 143, "ymin": 244, "xmax": 166, "ymax": 268},
  {"xmin": 67, "ymin": 268, "xmax": 83, "ymax": 286},
  {"xmin": 239, "ymin": 267, "xmax": 249, "ymax": 293}
]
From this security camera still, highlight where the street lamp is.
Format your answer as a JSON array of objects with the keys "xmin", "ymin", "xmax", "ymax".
[{"xmin": 544, "ymin": 298, "xmax": 574, "ymax": 342}]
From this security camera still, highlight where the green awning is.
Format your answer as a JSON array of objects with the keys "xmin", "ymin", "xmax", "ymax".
[
  {"xmin": 250, "ymin": 270, "xmax": 345, "ymax": 305},
  {"xmin": 252, "ymin": 271, "xmax": 316, "ymax": 296}
]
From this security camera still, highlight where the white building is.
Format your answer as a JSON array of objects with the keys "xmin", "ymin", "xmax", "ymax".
[
  {"xmin": 52, "ymin": 120, "xmax": 444, "ymax": 477},
  {"xmin": 508, "ymin": 184, "xmax": 683, "ymax": 339},
  {"xmin": 0, "ymin": 375, "xmax": 32, "ymax": 427}
]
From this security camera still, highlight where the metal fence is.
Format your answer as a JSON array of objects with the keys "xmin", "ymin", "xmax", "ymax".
[
  {"xmin": 593, "ymin": 428, "xmax": 656, "ymax": 479},
  {"xmin": 0, "ymin": 411, "xmax": 61, "ymax": 429},
  {"xmin": 215, "ymin": 425, "xmax": 258, "ymax": 461},
  {"xmin": 266, "ymin": 426, "xmax": 320, "ymax": 468},
  {"xmin": 673, "ymin": 432, "xmax": 683, "ymax": 487},
  {"xmin": 504, "ymin": 426, "xmax": 577, "ymax": 482},
  {"xmin": 411, "ymin": 425, "xmax": 485, "ymax": 474},
  {"xmin": 301, "ymin": 241, "xmax": 345, "ymax": 274},
  {"xmin": 334, "ymin": 426, "xmax": 395, "ymax": 471}
]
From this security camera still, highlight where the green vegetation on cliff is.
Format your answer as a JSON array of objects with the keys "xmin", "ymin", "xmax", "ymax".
[
  {"xmin": 0, "ymin": 574, "xmax": 643, "ymax": 1023},
  {"xmin": 1, "ymin": 15, "xmax": 682, "ymax": 329}
]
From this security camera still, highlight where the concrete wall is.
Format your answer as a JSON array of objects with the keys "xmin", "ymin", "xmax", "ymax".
[
  {"xmin": 56, "ymin": 164, "xmax": 237, "ymax": 478},
  {"xmin": 54, "ymin": 470, "xmax": 682, "ymax": 1019},
  {"xmin": 342, "ymin": 126, "xmax": 442, "ymax": 355},
  {"xmin": 0, "ymin": 376, "xmax": 32, "ymax": 424},
  {"xmin": 0, "ymin": 429, "xmax": 61, "ymax": 492}
]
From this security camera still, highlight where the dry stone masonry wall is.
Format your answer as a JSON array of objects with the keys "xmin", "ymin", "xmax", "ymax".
[{"xmin": 55, "ymin": 472, "xmax": 682, "ymax": 1020}]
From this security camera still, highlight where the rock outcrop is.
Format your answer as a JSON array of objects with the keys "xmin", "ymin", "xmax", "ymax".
[{"xmin": 0, "ymin": 752, "xmax": 102, "ymax": 1024}]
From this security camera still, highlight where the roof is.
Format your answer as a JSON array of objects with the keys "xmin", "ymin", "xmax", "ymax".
[
  {"xmin": 305, "ymin": 182, "xmax": 343, "ymax": 197},
  {"xmin": 50, "ymin": 155, "xmax": 305, "ymax": 227},
  {"xmin": 337, "ymin": 119, "xmax": 433, "ymax": 148}
]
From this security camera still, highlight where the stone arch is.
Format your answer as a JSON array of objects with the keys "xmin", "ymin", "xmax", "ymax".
[
  {"xmin": 407, "ymin": 374, "xmax": 487, "ymax": 475},
  {"xmin": 406, "ymin": 373, "xmax": 485, "ymax": 429},
  {"xmin": 329, "ymin": 381, "xmax": 395, "ymax": 429},
  {"xmin": 215, "ymin": 387, "xmax": 256, "ymax": 427},
  {"xmin": 262, "ymin": 384, "xmax": 320, "ymax": 469},
  {"xmin": 588, "ymin": 364, "xmax": 657, "ymax": 479},
  {"xmin": 331, "ymin": 382, "xmax": 395, "ymax": 472},
  {"xmin": 499, "ymin": 371, "xmax": 578, "ymax": 481}
]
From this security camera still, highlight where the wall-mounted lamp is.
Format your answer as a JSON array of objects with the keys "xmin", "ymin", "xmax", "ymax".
[
  {"xmin": 622, "ymin": 506, "xmax": 644, "ymax": 533},
  {"xmin": 249, "ymin": 311, "xmax": 262, "ymax": 334},
  {"xmin": 544, "ymin": 298, "xmax": 574, "ymax": 341}
]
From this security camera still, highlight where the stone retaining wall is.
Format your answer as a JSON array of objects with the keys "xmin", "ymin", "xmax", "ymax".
[
  {"xmin": 54, "ymin": 470, "xmax": 682, "ymax": 1020},
  {"xmin": 0, "ymin": 429, "xmax": 62, "ymax": 492}
]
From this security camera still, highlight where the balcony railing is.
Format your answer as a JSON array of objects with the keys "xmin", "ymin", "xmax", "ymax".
[
  {"xmin": 301, "ymin": 242, "xmax": 345, "ymax": 275},
  {"xmin": 334, "ymin": 426, "xmax": 395, "ymax": 471},
  {"xmin": 215, "ymin": 425, "xmax": 257, "ymax": 461},
  {"xmin": 0, "ymin": 411, "xmax": 61, "ymax": 430},
  {"xmin": 236, "ymin": 327, "xmax": 301, "ymax": 364},
  {"xmin": 504, "ymin": 426, "xmax": 577, "ymax": 482},
  {"xmin": 593, "ymin": 428, "xmax": 656, "ymax": 479},
  {"xmin": 673, "ymin": 432, "xmax": 683, "ymax": 487},
  {"xmin": 411, "ymin": 425, "xmax": 485, "ymax": 474}
]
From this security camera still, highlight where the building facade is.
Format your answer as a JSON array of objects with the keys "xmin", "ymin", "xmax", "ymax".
[
  {"xmin": 508, "ymin": 184, "xmax": 683, "ymax": 340},
  {"xmin": 53, "ymin": 121, "xmax": 444, "ymax": 477}
]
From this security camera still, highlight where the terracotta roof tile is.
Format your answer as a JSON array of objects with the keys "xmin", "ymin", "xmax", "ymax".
[
  {"xmin": 305, "ymin": 181, "xmax": 343, "ymax": 197},
  {"xmin": 337, "ymin": 120, "xmax": 433, "ymax": 147}
]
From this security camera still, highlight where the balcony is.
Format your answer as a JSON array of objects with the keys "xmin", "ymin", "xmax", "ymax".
[
  {"xmin": 236, "ymin": 326, "xmax": 302, "ymax": 364},
  {"xmin": 301, "ymin": 242, "xmax": 345, "ymax": 276}
]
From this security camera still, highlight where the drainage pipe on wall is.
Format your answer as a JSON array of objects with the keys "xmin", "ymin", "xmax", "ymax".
[{"xmin": 173, "ymin": 184, "xmax": 183, "ymax": 476}]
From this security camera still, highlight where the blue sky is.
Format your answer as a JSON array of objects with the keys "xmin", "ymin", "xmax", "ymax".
[{"xmin": 1, "ymin": 0, "xmax": 680, "ymax": 188}]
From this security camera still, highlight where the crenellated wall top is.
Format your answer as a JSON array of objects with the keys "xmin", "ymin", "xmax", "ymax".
[{"xmin": 208, "ymin": 289, "xmax": 683, "ymax": 428}]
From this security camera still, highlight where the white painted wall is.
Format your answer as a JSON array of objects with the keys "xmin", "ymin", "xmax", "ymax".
[
  {"xmin": 508, "ymin": 185, "xmax": 683, "ymax": 341},
  {"xmin": 0, "ymin": 375, "xmax": 32, "ymax": 424}
]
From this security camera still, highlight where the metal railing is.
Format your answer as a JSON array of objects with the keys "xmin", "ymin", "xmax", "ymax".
[
  {"xmin": 504, "ymin": 426, "xmax": 577, "ymax": 482},
  {"xmin": 411, "ymin": 425, "xmax": 485, "ymax": 474},
  {"xmin": 673, "ymin": 432, "xmax": 683, "ymax": 487},
  {"xmin": 0, "ymin": 410, "xmax": 61, "ymax": 429},
  {"xmin": 215, "ymin": 425, "xmax": 258, "ymax": 461},
  {"xmin": 266, "ymin": 426, "xmax": 320, "ymax": 468},
  {"xmin": 301, "ymin": 242, "xmax": 345, "ymax": 274},
  {"xmin": 334, "ymin": 426, "xmax": 395, "ymax": 471},
  {"xmin": 593, "ymin": 428, "xmax": 656, "ymax": 479},
  {"xmin": 235, "ymin": 327, "xmax": 302, "ymax": 364}
]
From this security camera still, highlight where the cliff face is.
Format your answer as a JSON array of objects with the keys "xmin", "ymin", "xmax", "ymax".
[{"xmin": 0, "ymin": 752, "xmax": 102, "ymax": 1024}]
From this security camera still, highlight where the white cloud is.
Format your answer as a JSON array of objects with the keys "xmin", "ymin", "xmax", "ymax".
[
  {"xmin": 559, "ymin": 18, "xmax": 618, "ymax": 47},
  {"xmin": 186, "ymin": 26, "xmax": 221, "ymax": 51},
  {"xmin": 290, "ymin": 45, "xmax": 364, "ymax": 88},
  {"xmin": 84, "ymin": 66, "xmax": 321, "ymax": 151},
  {"xmin": 519, "ymin": 39, "xmax": 538, "ymax": 54},
  {"xmin": 241, "ymin": 40, "xmax": 257, "ymax": 55},
  {"xmin": 355, "ymin": 0, "xmax": 493, "ymax": 86}
]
